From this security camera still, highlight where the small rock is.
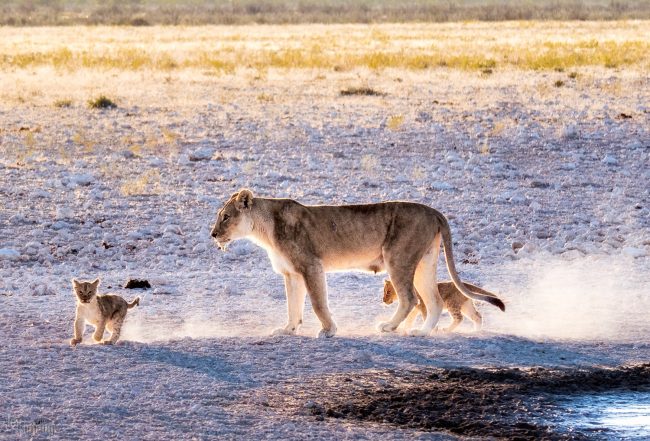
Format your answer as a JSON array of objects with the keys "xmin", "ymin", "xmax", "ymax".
[
  {"xmin": 512, "ymin": 241, "xmax": 524, "ymax": 252},
  {"xmin": 602, "ymin": 154, "xmax": 618, "ymax": 165},
  {"xmin": 530, "ymin": 181, "xmax": 550, "ymax": 189},
  {"xmin": 189, "ymin": 146, "xmax": 216, "ymax": 162},
  {"xmin": 430, "ymin": 181, "xmax": 454, "ymax": 191},
  {"xmin": 0, "ymin": 248, "xmax": 20, "ymax": 260},
  {"xmin": 31, "ymin": 283, "xmax": 57, "ymax": 296},
  {"xmin": 69, "ymin": 173, "xmax": 94, "ymax": 186},
  {"xmin": 622, "ymin": 247, "xmax": 646, "ymax": 258},
  {"xmin": 153, "ymin": 287, "xmax": 174, "ymax": 295},
  {"xmin": 32, "ymin": 189, "xmax": 51, "ymax": 199},
  {"xmin": 192, "ymin": 243, "xmax": 208, "ymax": 253},
  {"xmin": 55, "ymin": 206, "xmax": 74, "ymax": 220}
]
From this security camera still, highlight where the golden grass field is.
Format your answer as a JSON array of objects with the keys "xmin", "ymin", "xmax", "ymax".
[{"xmin": 1, "ymin": 21, "xmax": 649, "ymax": 73}]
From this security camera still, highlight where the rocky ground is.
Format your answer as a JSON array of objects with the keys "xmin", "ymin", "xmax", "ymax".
[{"xmin": 1, "ymin": 66, "xmax": 649, "ymax": 439}]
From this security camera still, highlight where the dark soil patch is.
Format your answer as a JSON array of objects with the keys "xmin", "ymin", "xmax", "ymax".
[
  {"xmin": 263, "ymin": 364, "xmax": 650, "ymax": 440},
  {"xmin": 124, "ymin": 279, "xmax": 151, "ymax": 289}
]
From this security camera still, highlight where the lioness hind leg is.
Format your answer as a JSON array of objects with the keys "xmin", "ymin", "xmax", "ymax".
[
  {"xmin": 273, "ymin": 273, "xmax": 307, "ymax": 336},
  {"xmin": 301, "ymin": 265, "xmax": 337, "ymax": 338},
  {"xmin": 379, "ymin": 265, "xmax": 417, "ymax": 333},
  {"xmin": 410, "ymin": 235, "xmax": 444, "ymax": 337}
]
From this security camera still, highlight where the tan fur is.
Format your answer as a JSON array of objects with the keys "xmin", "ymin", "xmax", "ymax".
[
  {"xmin": 210, "ymin": 189, "xmax": 504, "ymax": 338},
  {"xmin": 70, "ymin": 278, "xmax": 139, "ymax": 346},
  {"xmin": 383, "ymin": 279, "xmax": 503, "ymax": 332}
]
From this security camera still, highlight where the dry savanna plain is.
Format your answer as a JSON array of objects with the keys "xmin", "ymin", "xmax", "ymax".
[{"xmin": 1, "ymin": 21, "xmax": 649, "ymax": 440}]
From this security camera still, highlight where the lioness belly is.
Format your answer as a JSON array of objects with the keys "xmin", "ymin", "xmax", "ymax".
[{"xmin": 322, "ymin": 252, "xmax": 385, "ymax": 273}]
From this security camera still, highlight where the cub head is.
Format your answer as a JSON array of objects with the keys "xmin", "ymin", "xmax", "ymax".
[
  {"xmin": 383, "ymin": 279, "xmax": 397, "ymax": 305},
  {"xmin": 73, "ymin": 278, "xmax": 99, "ymax": 304},
  {"xmin": 210, "ymin": 189, "xmax": 255, "ymax": 250}
]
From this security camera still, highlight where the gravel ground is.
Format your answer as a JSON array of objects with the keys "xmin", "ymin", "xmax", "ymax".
[{"xmin": 1, "ymin": 66, "xmax": 649, "ymax": 439}]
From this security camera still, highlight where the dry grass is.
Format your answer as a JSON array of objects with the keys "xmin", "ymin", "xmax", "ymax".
[{"xmin": 0, "ymin": 22, "xmax": 649, "ymax": 73}]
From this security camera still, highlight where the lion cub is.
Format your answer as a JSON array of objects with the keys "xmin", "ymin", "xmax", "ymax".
[
  {"xmin": 70, "ymin": 278, "xmax": 139, "ymax": 346},
  {"xmin": 383, "ymin": 279, "xmax": 502, "ymax": 332}
]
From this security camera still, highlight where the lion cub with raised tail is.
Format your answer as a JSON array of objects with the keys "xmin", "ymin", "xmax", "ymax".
[
  {"xmin": 70, "ymin": 278, "xmax": 139, "ymax": 346},
  {"xmin": 383, "ymin": 279, "xmax": 503, "ymax": 332}
]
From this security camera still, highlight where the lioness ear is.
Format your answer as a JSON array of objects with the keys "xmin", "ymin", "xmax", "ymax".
[{"xmin": 235, "ymin": 189, "xmax": 254, "ymax": 210}]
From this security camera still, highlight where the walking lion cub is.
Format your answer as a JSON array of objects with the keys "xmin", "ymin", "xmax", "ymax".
[{"xmin": 383, "ymin": 279, "xmax": 503, "ymax": 332}]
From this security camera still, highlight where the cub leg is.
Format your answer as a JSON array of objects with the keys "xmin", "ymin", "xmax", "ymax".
[
  {"xmin": 442, "ymin": 307, "xmax": 464, "ymax": 332},
  {"xmin": 92, "ymin": 319, "xmax": 106, "ymax": 343},
  {"xmin": 410, "ymin": 235, "xmax": 443, "ymax": 337},
  {"xmin": 461, "ymin": 301, "xmax": 483, "ymax": 331},
  {"xmin": 379, "ymin": 265, "xmax": 417, "ymax": 333},
  {"xmin": 301, "ymin": 264, "xmax": 337, "ymax": 338},
  {"xmin": 70, "ymin": 314, "xmax": 85, "ymax": 346},
  {"xmin": 103, "ymin": 318, "xmax": 123, "ymax": 345},
  {"xmin": 272, "ymin": 273, "xmax": 308, "ymax": 336}
]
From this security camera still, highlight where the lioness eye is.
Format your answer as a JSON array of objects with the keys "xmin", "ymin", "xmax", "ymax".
[{"xmin": 222, "ymin": 214, "xmax": 230, "ymax": 222}]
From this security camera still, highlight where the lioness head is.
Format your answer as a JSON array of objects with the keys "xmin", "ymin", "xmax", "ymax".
[
  {"xmin": 383, "ymin": 279, "xmax": 397, "ymax": 305},
  {"xmin": 210, "ymin": 189, "xmax": 254, "ymax": 250}
]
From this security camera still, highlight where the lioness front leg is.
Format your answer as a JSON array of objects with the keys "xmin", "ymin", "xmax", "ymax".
[
  {"xmin": 272, "ymin": 273, "xmax": 307, "ymax": 336},
  {"xmin": 301, "ymin": 264, "xmax": 337, "ymax": 338}
]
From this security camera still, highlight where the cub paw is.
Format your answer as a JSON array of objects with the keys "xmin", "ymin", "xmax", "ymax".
[
  {"xmin": 100, "ymin": 340, "xmax": 114, "ymax": 345},
  {"xmin": 271, "ymin": 326, "xmax": 297, "ymax": 336},
  {"xmin": 408, "ymin": 328, "xmax": 430, "ymax": 337},
  {"xmin": 377, "ymin": 322, "xmax": 397, "ymax": 333},
  {"xmin": 317, "ymin": 325, "xmax": 337, "ymax": 339},
  {"xmin": 70, "ymin": 338, "xmax": 82, "ymax": 346}
]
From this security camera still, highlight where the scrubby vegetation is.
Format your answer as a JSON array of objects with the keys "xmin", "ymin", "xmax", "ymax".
[
  {"xmin": 88, "ymin": 95, "xmax": 117, "ymax": 109},
  {"xmin": 1, "ymin": 0, "xmax": 649, "ymax": 25}
]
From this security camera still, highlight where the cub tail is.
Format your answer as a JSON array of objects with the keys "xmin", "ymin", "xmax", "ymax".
[{"xmin": 127, "ymin": 297, "xmax": 140, "ymax": 309}]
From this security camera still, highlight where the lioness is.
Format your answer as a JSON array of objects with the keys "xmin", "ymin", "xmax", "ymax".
[
  {"xmin": 383, "ymin": 279, "xmax": 504, "ymax": 332},
  {"xmin": 210, "ymin": 189, "xmax": 505, "ymax": 338}
]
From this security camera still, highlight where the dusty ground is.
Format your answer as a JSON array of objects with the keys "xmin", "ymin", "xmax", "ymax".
[{"xmin": 1, "ymin": 60, "xmax": 649, "ymax": 440}]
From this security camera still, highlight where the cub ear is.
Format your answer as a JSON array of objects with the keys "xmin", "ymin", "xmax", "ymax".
[
  {"xmin": 91, "ymin": 278, "xmax": 100, "ymax": 287},
  {"xmin": 235, "ymin": 189, "xmax": 254, "ymax": 210},
  {"xmin": 72, "ymin": 279, "xmax": 80, "ymax": 287}
]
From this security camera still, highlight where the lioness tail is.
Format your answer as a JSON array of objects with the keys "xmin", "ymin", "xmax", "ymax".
[
  {"xmin": 127, "ymin": 297, "xmax": 140, "ymax": 309},
  {"xmin": 438, "ymin": 216, "xmax": 506, "ymax": 312},
  {"xmin": 462, "ymin": 282, "xmax": 506, "ymax": 311}
]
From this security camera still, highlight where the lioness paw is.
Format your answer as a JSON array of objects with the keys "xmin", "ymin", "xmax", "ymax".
[
  {"xmin": 70, "ymin": 338, "xmax": 82, "ymax": 346},
  {"xmin": 318, "ymin": 326, "xmax": 337, "ymax": 339},
  {"xmin": 271, "ymin": 327, "xmax": 296, "ymax": 336},
  {"xmin": 408, "ymin": 328, "xmax": 430, "ymax": 337},
  {"xmin": 377, "ymin": 322, "xmax": 397, "ymax": 333}
]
